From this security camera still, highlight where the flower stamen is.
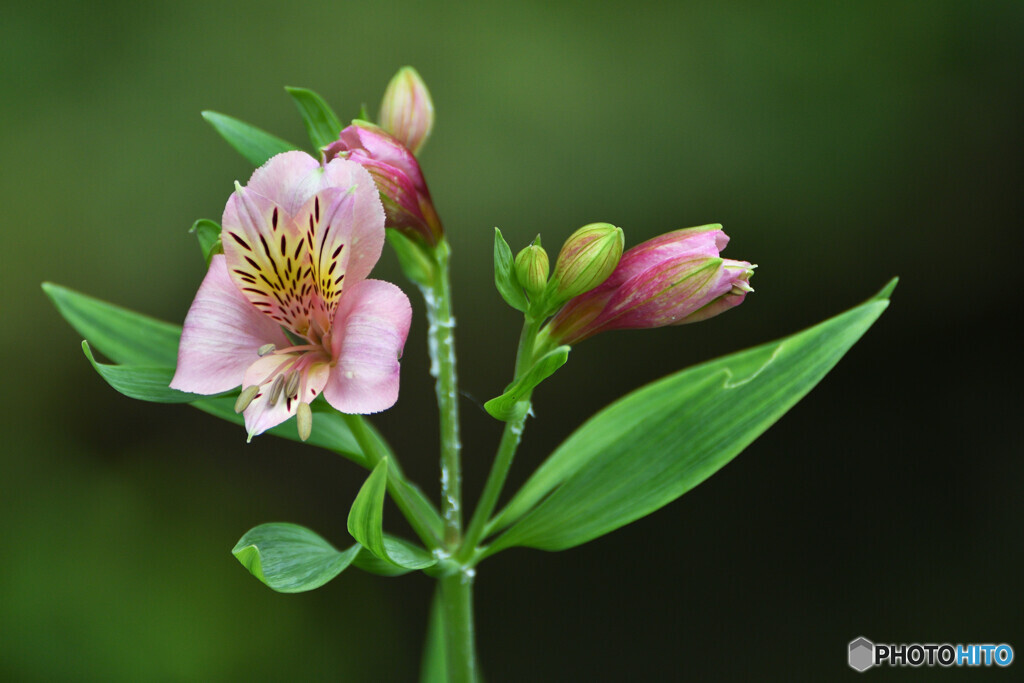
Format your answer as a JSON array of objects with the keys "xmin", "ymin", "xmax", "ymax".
[
  {"xmin": 234, "ymin": 385, "xmax": 260, "ymax": 413},
  {"xmin": 296, "ymin": 402, "xmax": 313, "ymax": 441},
  {"xmin": 284, "ymin": 370, "xmax": 300, "ymax": 398},
  {"xmin": 268, "ymin": 374, "xmax": 285, "ymax": 405}
]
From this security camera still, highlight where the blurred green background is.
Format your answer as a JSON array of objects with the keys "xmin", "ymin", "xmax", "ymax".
[{"xmin": 3, "ymin": 0, "xmax": 1021, "ymax": 680}]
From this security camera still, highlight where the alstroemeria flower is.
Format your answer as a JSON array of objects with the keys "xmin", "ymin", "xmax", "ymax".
[
  {"xmin": 542, "ymin": 225, "xmax": 754, "ymax": 346},
  {"xmin": 170, "ymin": 151, "xmax": 412, "ymax": 440},
  {"xmin": 324, "ymin": 121, "xmax": 443, "ymax": 245}
]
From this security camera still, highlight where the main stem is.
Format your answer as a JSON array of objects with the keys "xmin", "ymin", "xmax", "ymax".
[
  {"xmin": 421, "ymin": 240, "xmax": 475, "ymax": 681},
  {"xmin": 424, "ymin": 239, "xmax": 462, "ymax": 548},
  {"xmin": 439, "ymin": 571, "xmax": 477, "ymax": 683}
]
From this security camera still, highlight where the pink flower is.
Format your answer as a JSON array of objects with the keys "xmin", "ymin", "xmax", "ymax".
[
  {"xmin": 324, "ymin": 121, "xmax": 443, "ymax": 245},
  {"xmin": 543, "ymin": 225, "xmax": 754, "ymax": 345},
  {"xmin": 170, "ymin": 151, "xmax": 412, "ymax": 440}
]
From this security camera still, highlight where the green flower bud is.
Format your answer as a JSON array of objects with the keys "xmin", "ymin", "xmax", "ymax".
[
  {"xmin": 514, "ymin": 243, "xmax": 550, "ymax": 300},
  {"xmin": 545, "ymin": 223, "xmax": 624, "ymax": 307}
]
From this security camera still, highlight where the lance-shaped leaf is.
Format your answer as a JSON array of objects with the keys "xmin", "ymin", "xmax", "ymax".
[
  {"xmin": 484, "ymin": 279, "xmax": 897, "ymax": 553},
  {"xmin": 493, "ymin": 228, "xmax": 527, "ymax": 312},
  {"xmin": 43, "ymin": 283, "xmax": 180, "ymax": 366},
  {"xmin": 201, "ymin": 111, "xmax": 300, "ymax": 167},
  {"xmin": 286, "ymin": 86, "xmax": 343, "ymax": 151},
  {"xmin": 485, "ymin": 346, "xmax": 570, "ymax": 421},
  {"xmin": 232, "ymin": 523, "xmax": 360, "ymax": 593},
  {"xmin": 82, "ymin": 341, "xmax": 204, "ymax": 403},
  {"xmin": 189, "ymin": 218, "xmax": 222, "ymax": 265},
  {"xmin": 348, "ymin": 459, "xmax": 437, "ymax": 571}
]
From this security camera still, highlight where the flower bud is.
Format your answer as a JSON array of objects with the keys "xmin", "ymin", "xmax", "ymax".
[
  {"xmin": 544, "ymin": 225, "xmax": 754, "ymax": 345},
  {"xmin": 514, "ymin": 243, "xmax": 549, "ymax": 300},
  {"xmin": 324, "ymin": 121, "xmax": 443, "ymax": 245},
  {"xmin": 379, "ymin": 66, "xmax": 435, "ymax": 156},
  {"xmin": 545, "ymin": 223, "xmax": 624, "ymax": 307}
]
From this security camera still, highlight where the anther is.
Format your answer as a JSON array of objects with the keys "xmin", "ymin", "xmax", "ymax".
[
  {"xmin": 284, "ymin": 370, "xmax": 300, "ymax": 398},
  {"xmin": 234, "ymin": 385, "xmax": 259, "ymax": 413},
  {"xmin": 257, "ymin": 343, "xmax": 276, "ymax": 356},
  {"xmin": 296, "ymin": 402, "xmax": 312, "ymax": 441},
  {"xmin": 268, "ymin": 374, "xmax": 285, "ymax": 404}
]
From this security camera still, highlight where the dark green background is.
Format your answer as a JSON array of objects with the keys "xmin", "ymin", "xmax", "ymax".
[{"xmin": 3, "ymin": 1, "xmax": 1021, "ymax": 680}]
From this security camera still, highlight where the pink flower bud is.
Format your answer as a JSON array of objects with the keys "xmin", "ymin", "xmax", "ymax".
[
  {"xmin": 544, "ymin": 225, "xmax": 754, "ymax": 345},
  {"xmin": 379, "ymin": 66, "xmax": 435, "ymax": 155},
  {"xmin": 324, "ymin": 121, "xmax": 443, "ymax": 245}
]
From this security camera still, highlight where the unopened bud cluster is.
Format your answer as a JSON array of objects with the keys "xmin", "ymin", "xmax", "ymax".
[{"xmin": 542, "ymin": 224, "xmax": 754, "ymax": 346}]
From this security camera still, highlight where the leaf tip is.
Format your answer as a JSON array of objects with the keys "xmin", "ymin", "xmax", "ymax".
[
  {"xmin": 232, "ymin": 543, "xmax": 267, "ymax": 583},
  {"xmin": 873, "ymin": 277, "xmax": 899, "ymax": 302}
]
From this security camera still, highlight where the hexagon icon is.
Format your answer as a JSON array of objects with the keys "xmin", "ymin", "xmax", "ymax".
[{"xmin": 849, "ymin": 637, "xmax": 874, "ymax": 672}]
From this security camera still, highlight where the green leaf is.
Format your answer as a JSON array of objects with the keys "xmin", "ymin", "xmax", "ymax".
[
  {"xmin": 485, "ymin": 282, "xmax": 895, "ymax": 552},
  {"xmin": 189, "ymin": 219, "xmax": 222, "ymax": 266},
  {"xmin": 286, "ymin": 87, "xmax": 343, "ymax": 151},
  {"xmin": 348, "ymin": 460, "xmax": 437, "ymax": 571},
  {"xmin": 43, "ymin": 282, "xmax": 181, "ymax": 366},
  {"xmin": 352, "ymin": 534, "xmax": 436, "ymax": 577},
  {"xmin": 201, "ymin": 111, "xmax": 300, "ymax": 167},
  {"xmin": 232, "ymin": 523, "xmax": 360, "ymax": 593},
  {"xmin": 485, "ymin": 346, "xmax": 570, "ymax": 421},
  {"xmin": 81, "ymin": 341, "xmax": 203, "ymax": 403},
  {"xmin": 493, "ymin": 228, "xmax": 527, "ymax": 312},
  {"xmin": 420, "ymin": 588, "xmax": 448, "ymax": 683}
]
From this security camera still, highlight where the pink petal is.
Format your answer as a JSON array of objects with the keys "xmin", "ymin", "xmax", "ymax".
[
  {"xmin": 318, "ymin": 159, "xmax": 385, "ymax": 286},
  {"xmin": 323, "ymin": 279, "xmax": 412, "ymax": 414},
  {"xmin": 593, "ymin": 257, "xmax": 724, "ymax": 332},
  {"xmin": 608, "ymin": 225, "xmax": 727, "ymax": 289},
  {"xmin": 244, "ymin": 151, "xmax": 322, "ymax": 215},
  {"xmin": 170, "ymin": 255, "xmax": 289, "ymax": 395}
]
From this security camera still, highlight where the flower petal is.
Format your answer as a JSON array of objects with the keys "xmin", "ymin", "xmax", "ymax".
[
  {"xmin": 222, "ymin": 183, "xmax": 317, "ymax": 336},
  {"xmin": 244, "ymin": 151, "xmax": 322, "ymax": 215},
  {"xmin": 170, "ymin": 255, "xmax": 289, "ymax": 395},
  {"xmin": 318, "ymin": 158, "xmax": 385, "ymax": 286},
  {"xmin": 323, "ymin": 279, "xmax": 412, "ymax": 414},
  {"xmin": 593, "ymin": 257, "xmax": 725, "ymax": 332},
  {"xmin": 605, "ymin": 225, "xmax": 727, "ymax": 290}
]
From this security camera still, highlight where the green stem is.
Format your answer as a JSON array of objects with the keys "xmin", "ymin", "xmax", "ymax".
[
  {"xmin": 342, "ymin": 413, "xmax": 441, "ymax": 551},
  {"xmin": 423, "ymin": 239, "xmax": 463, "ymax": 548},
  {"xmin": 456, "ymin": 407, "xmax": 528, "ymax": 563},
  {"xmin": 456, "ymin": 315, "xmax": 540, "ymax": 563},
  {"xmin": 439, "ymin": 570, "xmax": 477, "ymax": 683}
]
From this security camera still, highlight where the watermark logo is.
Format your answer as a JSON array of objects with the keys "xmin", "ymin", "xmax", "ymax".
[
  {"xmin": 849, "ymin": 637, "xmax": 874, "ymax": 672},
  {"xmin": 848, "ymin": 636, "xmax": 1014, "ymax": 671}
]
